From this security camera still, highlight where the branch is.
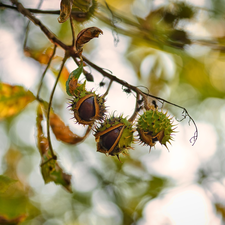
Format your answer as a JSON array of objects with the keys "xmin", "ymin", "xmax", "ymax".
[
  {"xmin": 83, "ymin": 55, "xmax": 198, "ymax": 145},
  {"xmin": 3, "ymin": 2, "xmax": 225, "ymax": 52},
  {"xmin": 4, "ymin": 1, "xmax": 198, "ymax": 146},
  {"xmin": 0, "ymin": 3, "xmax": 60, "ymax": 14}
]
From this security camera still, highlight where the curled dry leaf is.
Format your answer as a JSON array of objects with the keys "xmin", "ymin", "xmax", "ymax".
[
  {"xmin": 36, "ymin": 104, "xmax": 49, "ymax": 155},
  {"xmin": 40, "ymin": 101, "xmax": 91, "ymax": 144},
  {"xmin": 76, "ymin": 27, "xmax": 103, "ymax": 53},
  {"xmin": 49, "ymin": 109, "xmax": 91, "ymax": 144},
  {"xmin": 58, "ymin": 0, "xmax": 73, "ymax": 23}
]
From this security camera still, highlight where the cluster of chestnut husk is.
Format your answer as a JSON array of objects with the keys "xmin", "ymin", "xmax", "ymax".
[{"xmin": 67, "ymin": 66, "xmax": 175, "ymax": 160}]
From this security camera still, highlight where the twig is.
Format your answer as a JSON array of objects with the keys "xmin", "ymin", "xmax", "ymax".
[
  {"xmin": 5, "ymin": 1, "xmax": 198, "ymax": 146},
  {"xmin": 142, "ymin": 91, "xmax": 198, "ymax": 145},
  {"xmin": 70, "ymin": 16, "xmax": 76, "ymax": 47},
  {"xmin": 37, "ymin": 45, "xmax": 57, "ymax": 100},
  {"xmin": 47, "ymin": 54, "xmax": 68, "ymax": 159},
  {"xmin": 3, "ymin": 2, "xmax": 225, "ymax": 52},
  {"xmin": 128, "ymin": 92, "xmax": 140, "ymax": 123},
  {"xmin": 105, "ymin": 2, "xmax": 120, "ymax": 46},
  {"xmin": 23, "ymin": 0, "xmax": 43, "ymax": 49},
  {"xmin": 102, "ymin": 79, "xmax": 113, "ymax": 98},
  {"xmin": 83, "ymin": 55, "xmax": 198, "ymax": 145}
]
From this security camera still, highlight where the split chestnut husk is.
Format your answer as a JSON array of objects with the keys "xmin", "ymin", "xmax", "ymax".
[
  {"xmin": 70, "ymin": 85, "xmax": 106, "ymax": 125},
  {"xmin": 94, "ymin": 116, "xmax": 134, "ymax": 159},
  {"xmin": 137, "ymin": 109, "xmax": 176, "ymax": 150}
]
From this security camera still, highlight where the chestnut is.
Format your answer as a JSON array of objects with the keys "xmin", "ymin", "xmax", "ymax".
[
  {"xmin": 99, "ymin": 126, "xmax": 123, "ymax": 151},
  {"xmin": 78, "ymin": 96, "xmax": 95, "ymax": 121},
  {"xmin": 71, "ymin": 93, "xmax": 106, "ymax": 125},
  {"xmin": 94, "ymin": 116, "xmax": 134, "ymax": 159}
]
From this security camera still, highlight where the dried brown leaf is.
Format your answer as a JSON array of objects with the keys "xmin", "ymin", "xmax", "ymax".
[
  {"xmin": 58, "ymin": 0, "xmax": 73, "ymax": 23},
  {"xmin": 49, "ymin": 110, "xmax": 91, "ymax": 144},
  {"xmin": 76, "ymin": 27, "xmax": 103, "ymax": 53}
]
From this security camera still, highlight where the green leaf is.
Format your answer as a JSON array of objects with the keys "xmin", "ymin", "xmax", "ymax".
[
  {"xmin": 66, "ymin": 62, "xmax": 83, "ymax": 96},
  {"xmin": 58, "ymin": 0, "xmax": 73, "ymax": 23},
  {"xmin": 0, "ymin": 83, "xmax": 35, "ymax": 121},
  {"xmin": 0, "ymin": 175, "xmax": 17, "ymax": 193},
  {"xmin": 36, "ymin": 104, "xmax": 72, "ymax": 193},
  {"xmin": 40, "ymin": 151, "xmax": 72, "ymax": 193}
]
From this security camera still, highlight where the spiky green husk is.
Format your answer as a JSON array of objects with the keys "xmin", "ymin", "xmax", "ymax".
[
  {"xmin": 94, "ymin": 116, "xmax": 134, "ymax": 158},
  {"xmin": 137, "ymin": 110, "xmax": 175, "ymax": 148},
  {"xmin": 69, "ymin": 81, "xmax": 106, "ymax": 125},
  {"xmin": 72, "ymin": 0, "xmax": 98, "ymax": 23}
]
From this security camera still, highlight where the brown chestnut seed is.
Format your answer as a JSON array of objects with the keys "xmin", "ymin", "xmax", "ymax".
[
  {"xmin": 100, "ymin": 126, "xmax": 123, "ymax": 151},
  {"xmin": 78, "ymin": 96, "xmax": 95, "ymax": 121}
]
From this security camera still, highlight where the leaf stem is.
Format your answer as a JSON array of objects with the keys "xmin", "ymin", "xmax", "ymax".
[
  {"xmin": 102, "ymin": 79, "xmax": 113, "ymax": 98},
  {"xmin": 128, "ymin": 92, "xmax": 140, "ymax": 123},
  {"xmin": 47, "ymin": 54, "xmax": 68, "ymax": 159},
  {"xmin": 70, "ymin": 16, "xmax": 76, "ymax": 48}
]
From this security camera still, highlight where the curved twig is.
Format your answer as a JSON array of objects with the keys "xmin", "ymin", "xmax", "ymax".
[{"xmin": 47, "ymin": 54, "xmax": 68, "ymax": 159}]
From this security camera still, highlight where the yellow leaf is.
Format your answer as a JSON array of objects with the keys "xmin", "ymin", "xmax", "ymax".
[
  {"xmin": 24, "ymin": 46, "xmax": 55, "ymax": 65},
  {"xmin": 0, "ymin": 175, "xmax": 17, "ymax": 193},
  {"xmin": 51, "ymin": 66, "xmax": 70, "ymax": 92},
  {"xmin": 0, "ymin": 83, "xmax": 35, "ymax": 121}
]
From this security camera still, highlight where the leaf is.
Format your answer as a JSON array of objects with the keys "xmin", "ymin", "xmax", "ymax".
[
  {"xmin": 0, "ymin": 83, "xmax": 35, "ymax": 121},
  {"xmin": 76, "ymin": 27, "xmax": 103, "ymax": 52},
  {"xmin": 49, "ymin": 110, "xmax": 91, "ymax": 144},
  {"xmin": 0, "ymin": 175, "xmax": 17, "ymax": 193},
  {"xmin": 58, "ymin": 0, "xmax": 73, "ymax": 23},
  {"xmin": 40, "ymin": 102, "xmax": 91, "ymax": 144},
  {"xmin": 0, "ymin": 214, "xmax": 26, "ymax": 225},
  {"xmin": 36, "ymin": 104, "xmax": 72, "ymax": 193},
  {"xmin": 215, "ymin": 203, "xmax": 225, "ymax": 221},
  {"xmin": 24, "ymin": 46, "xmax": 55, "ymax": 64},
  {"xmin": 66, "ymin": 62, "xmax": 83, "ymax": 96},
  {"xmin": 40, "ymin": 151, "xmax": 72, "ymax": 193}
]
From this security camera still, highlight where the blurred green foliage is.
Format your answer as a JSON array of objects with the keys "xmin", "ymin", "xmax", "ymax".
[{"xmin": 1, "ymin": 0, "xmax": 225, "ymax": 224}]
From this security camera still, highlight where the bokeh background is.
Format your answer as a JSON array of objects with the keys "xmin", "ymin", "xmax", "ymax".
[{"xmin": 1, "ymin": 0, "xmax": 225, "ymax": 224}]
